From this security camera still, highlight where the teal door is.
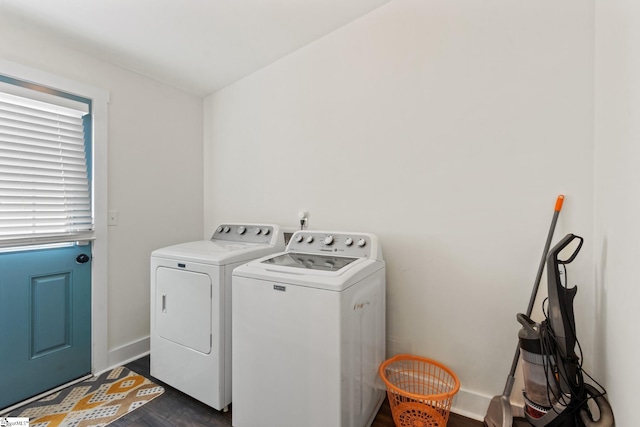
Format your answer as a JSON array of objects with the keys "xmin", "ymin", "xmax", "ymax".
[{"xmin": 0, "ymin": 244, "xmax": 91, "ymax": 409}]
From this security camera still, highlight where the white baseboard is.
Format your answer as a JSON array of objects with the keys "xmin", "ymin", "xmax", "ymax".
[
  {"xmin": 451, "ymin": 388, "xmax": 525, "ymax": 421},
  {"xmin": 103, "ymin": 336, "xmax": 150, "ymax": 374},
  {"xmin": 451, "ymin": 387, "xmax": 490, "ymax": 421}
]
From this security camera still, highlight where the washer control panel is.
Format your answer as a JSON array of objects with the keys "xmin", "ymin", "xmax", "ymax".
[
  {"xmin": 287, "ymin": 231, "xmax": 376, "ymax": 258},
  {"xmin": 211, "ymin": 224, "xmax": 279, "ymax": 244}
]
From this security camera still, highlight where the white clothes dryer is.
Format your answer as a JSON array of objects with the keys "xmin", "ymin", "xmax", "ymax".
[
  {"xmin": 232, "ymin": 230, "xmax": 386, "ymax": 427},
  {"xmin": 150, "ymin": 224, "xmax": 284, "ymax": 411}
]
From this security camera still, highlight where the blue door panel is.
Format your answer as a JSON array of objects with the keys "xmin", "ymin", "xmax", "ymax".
[
  {"xmin": 0, "ymin": 245, "xmax": 91, "ymax": 409},
  {"xmin": 32, "ymin": 273, "xmax": 72, "ymax": 356}
]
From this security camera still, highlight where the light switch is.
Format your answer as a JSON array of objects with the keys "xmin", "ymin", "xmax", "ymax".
[{"xmin": 108, "ymin": 210, "xmax": 119, "ymax": 226}]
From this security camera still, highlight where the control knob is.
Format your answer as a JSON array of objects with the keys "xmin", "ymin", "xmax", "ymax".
[
  {"xmin": 344, "ymin": 237, "xmax": 353, "ymax": 246},
  {"xmin": 324, "ymin": 235, "xmax": 334, "ymax": 245},
  {"xmin": 255, "ymin": 228, "xmax": 262, "ymax": 235},
  {"xmin": 223, "ymin": 226, "xmax": 230, "ymax": 233},
  {"xmin": 263, "ymin": 228, "xmax": 270, "ymax": 235},
  {"xmin": 357, "ymin": 238, "xmax": 366, "ymax": 247},
  {"xmin": 237, "ymin": 226, "xmax": 246, "ymax": 234},
  {"xmin": 306, "ymin": 236, "xmax": 314, "ymax": 243},
  {"xmin": 295, "ymin": 234, "xmax": 304, "ymax": 243}
]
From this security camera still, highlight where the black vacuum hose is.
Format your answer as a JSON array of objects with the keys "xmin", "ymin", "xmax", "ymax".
[{"xmin": 579, "ymin": 384, "xmax": 615, "ymax": 427}]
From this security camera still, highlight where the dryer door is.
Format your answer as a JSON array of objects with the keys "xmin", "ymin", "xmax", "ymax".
[{"xmin": 156, "ymin": 267, "xmax": 211, "ymax": 354}]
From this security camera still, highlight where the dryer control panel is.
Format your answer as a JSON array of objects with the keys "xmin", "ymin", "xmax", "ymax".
[
  {"xmin": 211, "ymin": 224, "xmax": 280, "ymax": 245},
  {"xmin": 287, "ymin": 231, "xmax": 381, "ymax": 260}
]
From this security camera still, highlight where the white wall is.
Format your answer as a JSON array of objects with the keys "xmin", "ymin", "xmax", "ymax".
[
  {"xmin": 595, "ymin": 2, "xmax": 640, "ymax": 426},
  {"xmin": 205, "ymin": 0, "xmax": 595, "ymax": 418},
  {"xmin": 0, "ymin": 14, "xmax": 204, "ymax": 366}
]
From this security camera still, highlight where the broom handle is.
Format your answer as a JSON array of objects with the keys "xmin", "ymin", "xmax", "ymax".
[
  {"xmin": 525, "ymin": 194, "xmax": 564, "ymax": 317},
  {"xmin": 503, "ymin": 194, "xmax": 564, "ymax": 395}
]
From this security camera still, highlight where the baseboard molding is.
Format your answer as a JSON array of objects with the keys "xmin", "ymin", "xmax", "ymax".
[
  {"xmin": 451, "ymin": 388, "xmax": 525, "ymax": 421},
  {"xmin": 451, "ymin": 388, "xmax": 490, "ymax": 421},
  {"xmin": 104, "ymin": 336, "xmax": 150, "ymax": 374}
]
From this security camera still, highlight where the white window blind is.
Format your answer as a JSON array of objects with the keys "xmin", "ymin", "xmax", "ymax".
[{"xmin": 0, "ymin": 88, "xmax": 92, "ymax": 246}]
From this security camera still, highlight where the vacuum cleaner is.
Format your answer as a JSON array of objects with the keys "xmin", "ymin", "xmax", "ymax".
[
  {"xmin": 515, "ymin": 233, "xmax": 614, "ymax": 427},
  {"xmin": 485, "ymin": 195, "xmax": 565, "ymax": 427},
  {"xmin": 484, "ymin": 195, "xmax": 614, "ymax": 427}
]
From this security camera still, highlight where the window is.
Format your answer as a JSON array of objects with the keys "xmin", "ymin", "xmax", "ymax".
[{"xmin": 0, "ymin": 78, "xmax": 93, "ymax": 247}]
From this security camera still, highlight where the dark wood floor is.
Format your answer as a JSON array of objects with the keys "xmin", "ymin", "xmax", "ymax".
[{"xmin": 114, "ymin": 355, "xmax": 483, "ymax": 427}]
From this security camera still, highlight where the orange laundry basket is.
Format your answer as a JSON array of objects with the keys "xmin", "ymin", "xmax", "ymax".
[{"xmin": 379, "ymin": 354, "xmax": 460, "ymax": 427}]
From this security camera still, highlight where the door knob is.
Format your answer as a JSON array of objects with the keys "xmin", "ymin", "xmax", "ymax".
[{"xmin": 76, "ymin": 254, "xmax": 90, "ymax": 264}]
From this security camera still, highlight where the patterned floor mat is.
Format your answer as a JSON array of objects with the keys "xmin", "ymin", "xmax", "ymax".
[{"xmin": 6, "ymin": 367, "xmax": 164, "ymax": 427}]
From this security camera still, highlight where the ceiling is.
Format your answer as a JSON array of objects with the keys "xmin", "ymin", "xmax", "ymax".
[{"xmin": 0, "ymin": 0, "xmax": 390, "ymax": 96}]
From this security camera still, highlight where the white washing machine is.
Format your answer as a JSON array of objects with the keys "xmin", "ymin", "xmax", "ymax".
[
  {"xmin": 150, "ymin": 223, "xmax": 284, "ymax": 411},
  {"xmin": 232, "ymin": 230, "xmax": 386, "ymax": 427}
]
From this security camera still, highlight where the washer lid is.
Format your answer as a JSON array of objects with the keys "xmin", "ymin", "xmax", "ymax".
[
  {"xmin": 151, "ymin": 240, "xmax": 280, "ymax": 265},
  {"xmin": 233, "ymin": 249, "xmax": 385, "ymax": 291},
  {"xmin": 261, "ymin": 252, "xmax": 358, "ymax": 272}
]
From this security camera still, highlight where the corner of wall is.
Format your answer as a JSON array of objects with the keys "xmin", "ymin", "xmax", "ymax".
[{"xmin": 105, "ymin": 336, "xmax": 150, "ymax": 373}]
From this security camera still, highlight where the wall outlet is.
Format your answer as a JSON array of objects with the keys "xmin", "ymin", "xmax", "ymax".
[{"xmin": 298, "ymin": 210, "xmax": 309, "ymax": 228}]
